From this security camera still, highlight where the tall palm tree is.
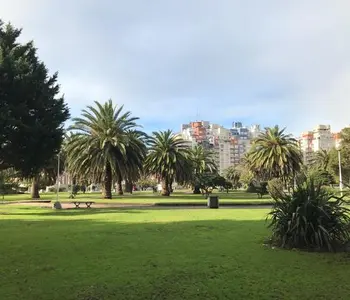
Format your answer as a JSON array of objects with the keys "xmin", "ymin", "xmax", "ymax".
[
  {"xmin": 190, "ymin": 145, "xmax": 217, "ymax": 174},
  {"xmin": 65, "ymin": 100, "xmax": 144, "ymax": 199},
  {"xmin": 144, "ymin": 130, "xmax": 191, "ymax": 196},
  {"xmin": 247, "ymin": 126, "xmax": 302, "ymax": 181},
  {"xmin": 190, "ymin": 145, "xmax": 217, "ymax": 193},
  {"xmin": 116, "ymin": 130, "xmax": 147, "ymax": 194}
]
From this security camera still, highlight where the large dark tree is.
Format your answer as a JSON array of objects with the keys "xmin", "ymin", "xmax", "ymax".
[{"xmin": 0, "ymin": 21, "xmax": 70, "ymax": 198}]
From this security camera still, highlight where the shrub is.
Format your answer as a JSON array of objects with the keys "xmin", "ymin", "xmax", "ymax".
[
  {"xmin": 0, "ymin": 182, "xmax": 18, "ymax": 196},
  {"xmin": 267, "ymin": 178, "xmax": 286, "ymax": 200},
  {"xmin": 297, "ymin": 167, "xmax": 335, "ymax": 187},
  {"xmin": 268, "ymin": 175, "xmax": 350, "ymax": 252},
  {"xmin": 47, "ymin": 186, "xmax": 66, "ymax": 193},
  {"xmin": 72, "ymin": 185, "xmax": 80, "ymax": 194},
  {"xmin": 247, "ymin": 180, "xmax": 268, "ymax": 198}
]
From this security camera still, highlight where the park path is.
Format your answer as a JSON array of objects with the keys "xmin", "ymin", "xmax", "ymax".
[{"xmin": 4, "ymin": 202, "xmax": 271, "ymax": 210}]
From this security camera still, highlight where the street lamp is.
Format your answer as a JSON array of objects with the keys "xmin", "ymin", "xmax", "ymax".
[
  {"xmin": 337, "ymin": 145, "xmax": 343, "ymax": 197},
  {"xmin": 53, "ymin": 152, "xmax": 62, "ymax": 209}
]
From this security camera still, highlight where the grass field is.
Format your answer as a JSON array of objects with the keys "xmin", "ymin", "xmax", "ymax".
[
  {"xmin": 1, "ymin": 190, "xmax": 273, "ymax": 205},
  {"xmin": 0, "ymin": 205, "xmax": 350, "ymax": 299}
]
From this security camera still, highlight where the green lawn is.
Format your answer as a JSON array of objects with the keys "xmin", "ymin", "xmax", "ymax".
[
  {"xmin": 0, "ymin": 206, "xmax": 349, "ymax": 299},
  {"xmin": 1, "ymin": 190, "xmax": 273, "ymax": 205}
]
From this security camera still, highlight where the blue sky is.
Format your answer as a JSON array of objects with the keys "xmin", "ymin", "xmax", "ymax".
[{"xmin": 2, "ymin": 0, "xmax": 350, "ymax": 135}]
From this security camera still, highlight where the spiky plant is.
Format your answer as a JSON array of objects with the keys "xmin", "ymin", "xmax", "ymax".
[{"xmin": 268, "ymin": 174, "xmax": 350, "ymax": 251}]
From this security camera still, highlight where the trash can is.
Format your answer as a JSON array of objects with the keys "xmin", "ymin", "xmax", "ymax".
[{"xmin": 207, "ymin": 196, "xmax": 219, "ymax": 209}]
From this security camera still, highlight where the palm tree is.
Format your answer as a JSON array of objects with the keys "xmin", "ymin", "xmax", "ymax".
[
  {"xmin": 313, "ymin": 149, "xmax": 330, "ymax": 171},
  {"xmin": 247, "ymin": 126, "xmax": 302, "ymax": 181},
  {"xmin": 144, "ymin": 130, "xmax": 191, "ymax": 196},
  {"xmin": 117, "ymin": 130, "xmax": 147, "ymax": 194},
  {"xmin": 224, "ymin": 166, "xmax": 241, "ymax": 189},
  {"xmin": 189, "ymin": 145, "xmax": 217, "ymax": 193},
  {"xmin": 65, "ymin": 100, "xmax": 144, "ymax": 199}
]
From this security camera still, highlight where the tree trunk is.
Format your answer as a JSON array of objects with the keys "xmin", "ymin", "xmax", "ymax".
[
  {"xmin": 125, "ymin": 180, "xmax": 133, "ymax": 194},
  {"xmin": 103, "ymin": 163, "xmax": 112, "ymax": 199},
  {"xmin": 161, "ymin": 177, "xmax": 170, "ymax": 196},
  {"xmin": 117, "ymin": 178, "xmax": 123, "ymax": 195},
  {"xmin": 168, "ymin": 176, "xmax": 174, "ymax": 194},
  {"xmin": 31, "ymin": 176, "xmax": 40, "ymax": 199},
  {"xmin": 193, "ymin": 186, "xmax": 201, "ymax": 194},
  {"xmin": 168, "ymin": 183, "xmax": 173, "ymax": 194}
]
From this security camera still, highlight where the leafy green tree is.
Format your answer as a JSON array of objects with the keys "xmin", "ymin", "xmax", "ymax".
[
  {"xmin": 136, "ymin": 176, "xmax": 158, "ymax": 190},
  {"xmin": 0, "ymin": 168, "xmax": 18, "ymax": 198},
  {"xmin": 0, "ymin": 21, "xmax": 70, "ymax": 198},
  {"xmin": 194, "ymin": 172, "xmax": 226, "ymax": 197},
  {"xmin": 189, "ymin": 145, "xmax": 217, "ymax": 194},
  {"xmin": 144, "ymin": 130, "xmax": 191, "ymax": 196},
  {"xmin": 247, "ymin": 126, "xmax": 302, "ymax": 182},
  {"xmin": 223, "ymin": 181, "xmax": 233, "ymax": 193},
  {"xmin": 66, "ymin": 100, "xmax": 145, "ymax": 199},
  {"xmin": 246, "ymin": 180, "xmax": 268, "ymax": 198}
]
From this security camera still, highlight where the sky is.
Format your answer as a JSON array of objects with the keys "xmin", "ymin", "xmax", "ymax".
[{"xmin": 1, "ymin": 0, "xmax": 350, "ymax": 136}]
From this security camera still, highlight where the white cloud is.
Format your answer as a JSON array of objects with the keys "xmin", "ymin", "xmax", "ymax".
[{"xmin": 1, "ymin": 0, "xmax": 350, "ymax": 135}]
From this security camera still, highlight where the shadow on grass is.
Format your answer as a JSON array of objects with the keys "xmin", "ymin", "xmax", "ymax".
[
  {"xmin": 0, "ymin": 214, "xmax": 349, "ymax": 300},
  {"xmin": 0, "ymin": 205, "xmax": 274, "ymax": 217},
  {"xmin": 1, "ymin": 207, "xmax": 145, "ymax": 217},
  {"xmin": 122, "ymin": 192, "xmax": 266, "ymax": 200},
  {"xmin": 3, "ymin": 191, "xmax": 269, "ymax": 202}
]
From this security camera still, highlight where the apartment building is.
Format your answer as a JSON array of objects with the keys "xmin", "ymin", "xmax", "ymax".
[
  {"xmin": 180, "ymin": 121, "xmax": 261, "ymax": 174},
  {"xmin": 299, "ymin": 125, "xmax": 336, "ymax": 164}
]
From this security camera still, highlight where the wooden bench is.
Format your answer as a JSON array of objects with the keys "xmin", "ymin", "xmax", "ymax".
[{"xmin": 71, "ymin": 201, "xmax": 95, "ymax": 208}]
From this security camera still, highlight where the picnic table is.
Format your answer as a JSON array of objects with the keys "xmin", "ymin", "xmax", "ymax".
[{"xmin": 71, "ymin": 201, "xmax": 95, "ymax": 208}]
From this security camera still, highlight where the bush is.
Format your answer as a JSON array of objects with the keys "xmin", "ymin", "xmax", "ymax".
[
  {"xmin": 47, "ymin": 186, "xmax": 66, "ymax": 193},
  {"xmin": 72, "ymin": 185, "xmax": 80, "ymax": 194},
  {"xmin": 267, "ymin": 178, "xmax": 286, "ymax": 200},
  {"xmin": 247, "ymin": 180, "xmax": 268, "ymax": 198},
  {"xmin": 0, "ymin": 182, "xmax": 18, "ymax": 196},
  {"xmin": 268, "ymin": 175, "xmax": 350, "ymax": 252},
  {"xmin": 297, "ymin": 167, "xmax": 335, "ymax": 187}
]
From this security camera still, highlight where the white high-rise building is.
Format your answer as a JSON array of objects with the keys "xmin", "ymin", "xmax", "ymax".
[
  {"xmin": 180, "ymin": 121, "xmax": 262, "ymax": 174},
  {"xmin": 313, "ymin": 125, "xmax": 334, "ymax": 152},
  {"xmin": 299, "ymin": 125, "xmax": 336, "ymax": 164}
]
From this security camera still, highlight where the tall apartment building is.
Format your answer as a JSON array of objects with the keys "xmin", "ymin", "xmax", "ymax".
[
  {"xmin": 181, "ymin": 121, "xmax": 261, "ymax": 174},
  {"xmin": 299, "ymin": 125, "xmax": 336, "ymax": 164}
]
